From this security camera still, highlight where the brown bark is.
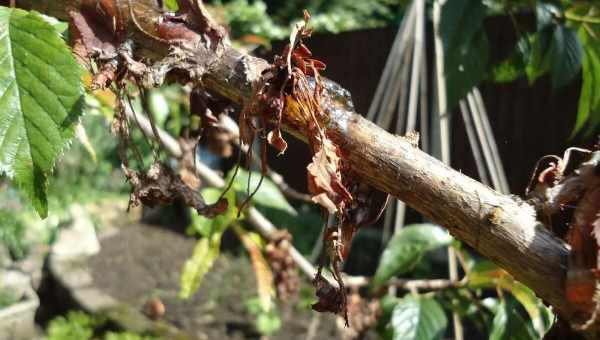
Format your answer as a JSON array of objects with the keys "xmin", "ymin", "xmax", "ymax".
[{"xmin": 13, "ymin": 0, "xmax": 597, "ymax": 334}]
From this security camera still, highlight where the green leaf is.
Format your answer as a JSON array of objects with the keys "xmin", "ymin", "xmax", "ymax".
[
  {"xmin": 148, "ymin": 90, "xmax": 169, "ymax": 128},
  {"xmin": 572, "ymin": 25, "xmax": 600, "ymax": 136},
  {"xmin": 548, "ymin": 25, "xmax": 583, "ymax": 89},
  {"xmin": 179, "ymin": 233, "xmax": 222, "ymax": 299},
  {"xmin": 372, "ymin": 224, "xmax": 452, "ymax": 288},
  {"xmin": 440, "ymin": 0, "xmax": 489, "ymax": 110},
  {"xmin": 467, "ymin": 260, "xmax": 503, "ymax": 288},
  {"xmin": 525, "ymin": 30, "xmax": 553, "ymax": 84},
  {"xmin": 535, "ymin": 3, "xmax": 560, "ymax": 31},
  {"xmin": 228, "ymin": 168, "xmax": 296, "ymax": 215},
  {"xmin": 0, "ymin": 7, "xmax": 84, "ymax": 217},
  {"xmin": 389, "ymin": 295, "xmax": 447, "ymax": 340},
  {"xmin": 489, "ymin": 300, "xmax": 537, "ymax": 340},
  {"xmin": 181, "ymin": 187, "xmax": 239, "ymax": 297},
  {"xmin": 163, "ymin": 0, "xmax": 179, "ymax": 11},
  {"xmin": 507, "ymin": 282, "xmax": 552, "ymax": 337},
  {"xmin": 490, "ymin": 38, "xmax": 529, "ymax": 83},
  {"xmin": 256, "ymin": 311, "xmax": 282, "ymax": 335}
]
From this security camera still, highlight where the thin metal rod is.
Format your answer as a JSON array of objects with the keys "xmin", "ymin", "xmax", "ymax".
[
  {"xmin": 419, "ymin": 41, "xmax": 429, "ymax": 153},
  {"xmin": 392, "ymin": 45, "xmax": 414, "ymax": 132},
  {"xmin": 394, "ymin": 200, "xmax": 407, "ymax": 234},
  {"xmin": 377, "ymin": 25, "xmax": 415, "ymax": 129},
  {"xmin": 459, "ymin": 99, "xmax": 490, "ymax": 185},
  {"xmin": 473, "ymin": 88, "xmax": 510, "ymax": 194},
  {"xmin": 405, "ymin": 0, "xmax": 424, "ymax": 132},
  {"xmin": 466, "ymin": 92, "xmax": 502, "ymax": 191},
  {"xmin": 433, "ymin": 2, "xmax": 463, "ymax": 339},
  {"xmin": 367, "ymin": 2, "xmax": 416, "ymax": 121}
]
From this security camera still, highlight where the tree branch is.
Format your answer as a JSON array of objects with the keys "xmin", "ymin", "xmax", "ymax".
[{"xmin": 17, "ymin": 0, "xmax": 579, "ymax": 327}]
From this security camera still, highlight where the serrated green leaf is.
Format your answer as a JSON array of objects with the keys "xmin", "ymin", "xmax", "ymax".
[
  {"xmin": 0, "ymin": 7, "xmax": 84, "ymax": 218},
  {"xmin": 441, "ymin": 0, "xmax": 489, "ymax": 110},
  {"xmin": 179, "ymin": 233, "xmax": 221, "ymax": 299},
  {"xmin": 389, "ymin": 295, "xmax": 447, "ymax": 340},
  {"xmin": 548, "ymin": 25, "xmax": 582, "ymax": 89},
  {"xmin": 489, "ymin": 300, "xmax": 537, "ymax": 340},
  {"xmin": 372, "ymin": 224, "xmax": 452, "ymax": 288},
  {"xmin": 228, "ymin": 168, "xmax": 296, "ymax": 215}
]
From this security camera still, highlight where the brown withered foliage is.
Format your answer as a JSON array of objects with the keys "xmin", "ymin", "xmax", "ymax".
[
  {"xmin": 123, "ymin": 161, "xmax": 227, "ymax": 218},
  {"xmin": 74, "ymin": 0, "xmax": 387, "ymax": 327},
  {"xmin": 245, "ymin": 11, "xmax": 358, "ymax": 323},
  {"xmin": 527, "ymin": 148, "xmax": 600, "ymax": 331},
  {"xmin": 265, "ymin": 231, "xmax": 300, "ymax": 302}
]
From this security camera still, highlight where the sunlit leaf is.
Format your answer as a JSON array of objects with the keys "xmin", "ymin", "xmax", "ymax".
[
  {"xmin": 466, "ymin": 260, "xmax": 503, "ymax": 288},
  {"xmin": 372, "ymin": 224, "xmax": 452, "ymax": 288},
  {"xmin": 0, "ymin": 7, "xmax": 84, "ymax": 217},
  {"xmin": 234, "ymin": 225, "xmax": 275, "ymax": 312},
  {"xmin": 179, "ymin": 233, "xmax": 221, "ymax": 299},
  {"xmin": 180, "ymin": 188, "xmax": 239, "ymax": 298},
  {"xmin": 389, "ymin": 295, "xmax": 447, "ymax": 340},
  {"xmin": 573, "ymin": 25, "xmax": 600, "ymax": 136},
  {"xmin": 505, "ymin": 281, "xmax": 552, "ymax": 337},
  {"xmin": 163, "ymin": 0, "xmax": 179, "ymax": 11}
]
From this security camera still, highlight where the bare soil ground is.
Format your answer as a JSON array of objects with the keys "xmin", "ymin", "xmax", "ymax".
[{"xmin": 88, "ymin": 223, "xmax": 338, "ymax": 339}]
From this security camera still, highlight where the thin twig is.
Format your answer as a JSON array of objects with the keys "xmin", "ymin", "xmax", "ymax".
[
  {"xmin": 218, "ymin": 114, "xmax": 313, "ymax": 203},
  {"xmin": 126, "ymin": 108, "xmax": 463, "ymax": 293}
]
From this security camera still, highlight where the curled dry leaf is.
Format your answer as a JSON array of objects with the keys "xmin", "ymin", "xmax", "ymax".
[
  {"xmin": 312, "ymin": 271, "xmax": 347, "ymax": 322},
  {"xmin": 267, "ymin": 128, "xmax": 287, "ymax": 155},
  {"xmin": 123, "ymin": 161, "xmax": 227, "ymax": 218},
  {"xmin": 175, "ymin": 0, "xmax": 228, "ymax": 48},
  {"xmin": 307, "ymin": 138, "xmax": 351, "ymax": 214},
  {"xmin": 526, "ymin": 148, "xmax": 600, "ymax": 322}
]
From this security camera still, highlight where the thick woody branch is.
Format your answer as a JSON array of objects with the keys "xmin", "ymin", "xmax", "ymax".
[{"xmin": 17, "ymin": 0, "xmax": 579, "ymax": 327}]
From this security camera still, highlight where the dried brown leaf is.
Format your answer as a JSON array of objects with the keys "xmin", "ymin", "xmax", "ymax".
[
  {"xmin": 312, "ymin": 272, "xmax": 346, "ymax": 316},
  {"xmin": 267, "ymin": 128, "xmax": 288, "ymax": 155},
  {"xmin": 123, "ymin": 162, "xmax": 227, "ymax": 217},
  {"xmin": 68, "ymin": 9, "xmax": 118, "ymax": 64},
  {"xmin": 307, "ymin": 138, "xmax": 351, "ymax": 214}
]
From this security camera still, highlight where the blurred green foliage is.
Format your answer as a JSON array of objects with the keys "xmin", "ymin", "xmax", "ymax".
[
  {"xmin": 215, "ymin": 0, "xmax": 407, "ymax": 41},
  {"xmin": 0, "ymin": 287, "xmax": 19, "ymax": 309},
  {"xmin": 46, "ymin": 311, "xmax": 158, "ymax": 340}
]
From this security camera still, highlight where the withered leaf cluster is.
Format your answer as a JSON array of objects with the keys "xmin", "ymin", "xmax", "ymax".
[{"xmin": 527, "ymin": 147, "xmax": 600, "ymax": 328}]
